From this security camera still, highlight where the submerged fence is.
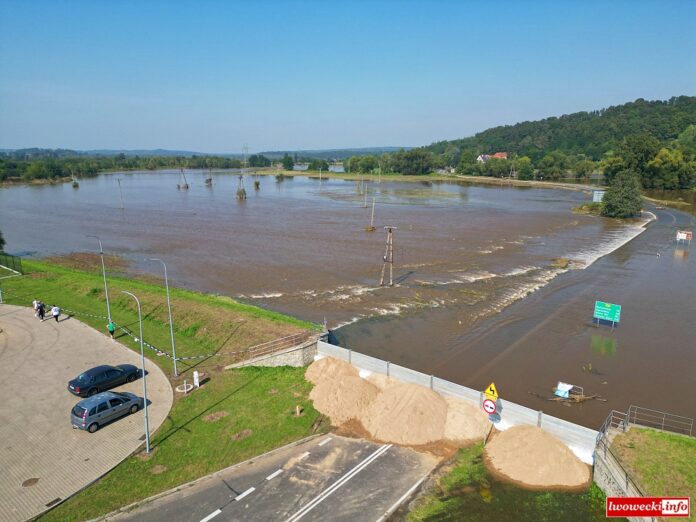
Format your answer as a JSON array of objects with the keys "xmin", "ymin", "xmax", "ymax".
[{"xmin": 317, "ymin": 340, "xmax": 598, "ymax": 463}]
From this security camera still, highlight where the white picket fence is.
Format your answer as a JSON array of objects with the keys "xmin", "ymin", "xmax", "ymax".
[{"xmin": 317, "ymin": 340, "xmax": 598, "ymax": 464}]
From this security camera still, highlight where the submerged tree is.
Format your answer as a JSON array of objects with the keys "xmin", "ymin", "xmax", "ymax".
[{"xmin": 601, "ymin": 171, "xmax": 643, "ymax": 218}]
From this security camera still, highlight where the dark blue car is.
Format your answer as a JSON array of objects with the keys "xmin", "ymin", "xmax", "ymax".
[{"xmin": 67, "ymin": 364, "xmax": 138, "ymax": 397}]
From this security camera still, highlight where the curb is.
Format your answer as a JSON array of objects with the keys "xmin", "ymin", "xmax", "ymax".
[{"xmin": 89, "ymin": 433, "xmax": 324, "ymax": 521}]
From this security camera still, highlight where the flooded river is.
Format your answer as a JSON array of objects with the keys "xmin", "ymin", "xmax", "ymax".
[{"xmin": 2, "ymin": 171, "xmax": 694, "ymax": 428}]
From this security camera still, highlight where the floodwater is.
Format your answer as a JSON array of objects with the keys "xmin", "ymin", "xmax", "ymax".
[{"xmin": 2, "ymin": 171, "xmax": 694, "ymax": 428}]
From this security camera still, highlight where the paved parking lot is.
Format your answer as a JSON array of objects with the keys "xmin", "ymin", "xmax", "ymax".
[
  {"xmin": 110, "ymin": 434, "xmax": 438, "ymax": 522},
  {"xmin": 0, "ymin": 305, "xmax": 173, "ymax": 522}
]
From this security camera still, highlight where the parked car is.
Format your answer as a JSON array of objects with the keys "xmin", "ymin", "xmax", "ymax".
[
  {"xmin": 67, "ymin": 364, "xmax": 138, "ymax": 397},
  {"xmin": 71, "ymin": 391, "xmax": 142, "ymax": 433}
]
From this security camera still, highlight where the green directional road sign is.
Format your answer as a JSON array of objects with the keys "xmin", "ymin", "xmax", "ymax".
[{"xmin": 594, "ymin": 301, "xmax": 621, "ymax": 323}]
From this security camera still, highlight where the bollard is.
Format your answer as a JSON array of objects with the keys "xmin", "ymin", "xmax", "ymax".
[
  {"xmin": 184, "ymin": 380, "xmax": 188, "ymax": 394},
  {"xmin": 537, "ymin": 410, "xmax": 543, "ymax": 427},
  {"xmin": 386, "ymin": 361, "xmax": 390, "ymax": 377},
  {"xmin": 348, "ymin": 349, "xmax": 352, "ymax": 364},
  {"xmin": 430, "ymin": 375, "xmax": 434, "ymax": 390}
]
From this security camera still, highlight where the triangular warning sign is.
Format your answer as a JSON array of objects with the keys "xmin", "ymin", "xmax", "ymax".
[{"xmin": 484, "ymin": 382, "xmax": 498, "ymax": 400}]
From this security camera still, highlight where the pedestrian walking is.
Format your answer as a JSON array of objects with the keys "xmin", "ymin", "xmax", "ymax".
[
  {"xmin": 107, "ymin": 320, "xmax": 116, "ymax": 340},
  {"xmin": 37, "ymin": 301, "xmax": 45, "ymax": 321},
  {"xmin": 51, "ymin": 305, "xmax": 61, "ymax": 323},
  {"xmin": 33, "ymin": 299, "xmax": 39, "ymax": 319}
]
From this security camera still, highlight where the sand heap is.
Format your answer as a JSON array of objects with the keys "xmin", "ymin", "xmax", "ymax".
[
  {"xmin": 309, "ymin": 376, "xmax": 379, "ymax": 425},
  {"xmin": 484, "ymin": 425, "xmax": 591, "ymax": 488},
  {"xmin": 306, "ymin": 356, "xmax": 359, "ymax": 386},
  {"xmin": 361, "ymin": 383, "xmax": 448, "ymax": 446},
  {"xmin": 365, "ymin": 373, "xmax": 397, "ymax": 391},
  {"xmin": 443, "ymin": 396, "xmax": 490, "ymax": 443}
]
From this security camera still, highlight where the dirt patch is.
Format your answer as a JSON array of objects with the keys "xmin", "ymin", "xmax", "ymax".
[
  {"xmin": 333, "ymin": 418, "xmax": 374, "ymax": 440},
  {"xmin": 150, "ymin": 465, "xmax": 167, "ymax": 475},
  {"xmin": 22, "ymin": 478, "xmax": 39, "ymax": 487},
  {"xmin": 268, "ymin": 388, "xmax": 278, "ymax": 395},
  {"xmin": 484, "ymin": 425, "xmax": 590, "ymax": 489},
  {"xmin": 202, "ymin": 411, "xmax": 229, "ymax": 422},
  {"xmin": 44, "ymin": 252, "xmax": 129, "ymax": 272},
  {"xmin": 232, "ymin": 428, "xmax": 253, "ymax": 441},
  {"xmin": 443, "ymin": 396, "xmax": 490, "ymax": 443},
  {"xmin": 306, "ymin": 356, "xmax": 359, "ymax": 386},
  {"xmin": 362, "ymin": 382, "xmax": 448, "ymax": 446},
  {"xmin": 309, "ymin": 375, "xmax": 379, "ymax": 425},
  {"xmin": 135, "ymin": 447, "xmax": 158, "ymax": 460}
]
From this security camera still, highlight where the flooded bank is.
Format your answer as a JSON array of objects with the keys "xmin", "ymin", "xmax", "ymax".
[{"xmin": 1, "ymin": 171, "xmax": 693, "ymax": 428}]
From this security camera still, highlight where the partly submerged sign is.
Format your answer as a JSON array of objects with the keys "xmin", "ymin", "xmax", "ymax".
[
  {"xmin": 594, "ymin": 301, "xmax": 621, "ymax": 323},
  {"xmin": 592, "ymin": 190, "xmax": 606, "ymax": 203},
  {"xmin": 676, "ymin": 230, "xmax": 693, "ymax": 242}
]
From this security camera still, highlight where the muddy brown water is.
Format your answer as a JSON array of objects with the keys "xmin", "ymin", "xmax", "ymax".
[{"xmin": 2, "ymin": 171, "xmax": 694, "ymax": 429}]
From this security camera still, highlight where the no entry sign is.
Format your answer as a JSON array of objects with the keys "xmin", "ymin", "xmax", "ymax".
[{"xmin": 482, "ymin": 398, "xmax": 497, "ymax": 415}]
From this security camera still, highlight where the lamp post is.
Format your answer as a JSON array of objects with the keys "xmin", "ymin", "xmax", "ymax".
[
  {"xmin": 121, "ymin": 291, "xmax": 150, "ymax": 453},
  {"xmin": 86, "ymin": 235, "xmax": 111, "ymax": 323},
  {"xmin": 148, "ymin": 258, "xmax": 178, "ymax": 377}
]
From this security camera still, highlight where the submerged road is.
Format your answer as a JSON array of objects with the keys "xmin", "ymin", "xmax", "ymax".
[
  {"xmin": 428, "ymin": 206, "xmax": 696, "ymax": 428},
  {"xmin": 110, "ymin": 435, "xmax": 437, "ymax": 522}
]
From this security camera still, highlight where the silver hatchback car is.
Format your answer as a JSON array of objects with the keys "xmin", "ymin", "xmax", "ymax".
[{"xmin": 70, "ymin": 391, "xmax": 142, "ymax": 433}]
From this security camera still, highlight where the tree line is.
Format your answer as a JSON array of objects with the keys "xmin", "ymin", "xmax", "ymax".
[{"xmin": 0, "ymin": 152, "xmax": 250, "ymax": 182}]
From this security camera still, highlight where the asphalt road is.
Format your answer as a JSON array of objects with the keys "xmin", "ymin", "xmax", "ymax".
[{"xmin": 111, "ymin": 434, "xmax": 438, "ymax": 522}]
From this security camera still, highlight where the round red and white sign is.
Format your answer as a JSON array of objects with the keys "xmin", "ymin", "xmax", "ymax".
[{"xmin": 482, "ymin": 398, "xmax": 497, "ymax": 415}]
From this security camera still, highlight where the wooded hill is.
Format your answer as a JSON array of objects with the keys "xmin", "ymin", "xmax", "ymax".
[{"xmin": 427, "ymin": 96, "xmax": 696, "ymax": 162}]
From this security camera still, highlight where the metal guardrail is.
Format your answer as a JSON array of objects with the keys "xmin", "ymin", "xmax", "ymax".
[
  {"xmin": 596, "ymin": 434, "xmax": 646, "ymax": 497},
  {"xmin": 236, "ymin": 332, "xmax": 317, "ymax": 361},
  {"xmin": 627, "ymin": 405, "xmax": 693, "ymax": 436}
]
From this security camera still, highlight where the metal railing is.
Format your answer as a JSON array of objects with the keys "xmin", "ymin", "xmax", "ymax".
[
  {"xmin": 595, "ymin": 433, "xmax": 646, "ymax": 497},
  {"xmin": 627, "ymin": 405, "xmax": 693, "ymax": 436},
  {"xmin": 236, "ymin": 331, "xmax": 317, "ymax": 361},
  {"xmin": 0, "ymin": 253, "xmax": 23, "ymax": 274}
]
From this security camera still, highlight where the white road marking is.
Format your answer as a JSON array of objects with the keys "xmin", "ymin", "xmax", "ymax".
[
  {"xmin": 235, "ymin": 487, "xmax": 256, "ymax": 501},
  {"xmin": 318, "ymin": 437, "xmax": 332, "ymax": 446},
  {"xmin": 266, "ymin": 469, "xmax": 283, "ymax": 481},
  {"xmin": 375, "ymin": 474, "xmax": 429, "ymax": 522},
  {"xmin": 200, "ymin": 509, "xmax": 221, "ymax": 522},
  {"xmin": 286, "ymin": 444, "xmax": 392, "ymax": 522},
  {"xmin": 298, "ymin": 451, "xmax": 310, "ymax": 460}
]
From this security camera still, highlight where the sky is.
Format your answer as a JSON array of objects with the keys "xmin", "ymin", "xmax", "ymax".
[{"xmin": 1, "ymin": 0, "xmax": 695, "ymax": 153}]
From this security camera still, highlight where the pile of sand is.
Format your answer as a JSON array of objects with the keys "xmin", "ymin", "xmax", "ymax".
[
  {"xmin": 365, "ymin": 373, "xmax": 397, "ymax": 391},
  {"xmin": 309, "ymin": 375, "xmax": 379, "ymax": 425},
  {"xmin": 306, "ymin": 356, "xmax": 359, "ymax": 386},
  {"xmin": 443, "ymin": 396, "xmax": 490, "ymax": 443},
  {"xmin": 361, "ymin": 383, "xmax": 448, "ymax": 445},
  {"xmin": 484, "ymin": 425, "xmax": 591, "ymax": 488}
]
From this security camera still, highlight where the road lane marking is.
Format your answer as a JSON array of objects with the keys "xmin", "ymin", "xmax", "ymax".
[
  {"xmin": 235, "ymin": 487, "xmax": 256, "ymax": 501},
  {"xmin": 298, "ymin": 451, "xmax": 310, "ymax": 460},
  {"xmin": 266, "ymin": 469, "xmax": 283, "ymax": 481},
  {"xmin": 200, "ymin": 509, "xmax": 221, "ymax": 522},
  {"xmin": 318, "ymin": 437, "xmax": 332, "ymax": 446},
  {"xmin": 286, "ymin": 444, "xmax": 392, "ymax": 522},
  {"xmin": 375, "ymin": 474, "xmax": 429, "ymax": 522}
]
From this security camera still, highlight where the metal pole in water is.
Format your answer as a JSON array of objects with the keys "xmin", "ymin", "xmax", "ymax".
[{"xmin": 117, "ymin": 178, "xmax": 124, "ymax": 209}]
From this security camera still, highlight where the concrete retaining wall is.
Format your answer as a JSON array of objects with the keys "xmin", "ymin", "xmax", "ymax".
[
  {"xmin": 317, "ymin": 340, "xmax": 599, "ymax": 464},
  {"xmin": 225, "ymin": 339, "xmax": 317, "ymax": 369}
]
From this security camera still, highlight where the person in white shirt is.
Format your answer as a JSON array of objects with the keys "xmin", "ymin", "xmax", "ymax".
[
  {"xmin": 33, "ymin": 299, "xmax": 39, "ymax": 318},
  {"xmin": 51, "ymin": 305, "xmax": 61, "ymax": 323}
]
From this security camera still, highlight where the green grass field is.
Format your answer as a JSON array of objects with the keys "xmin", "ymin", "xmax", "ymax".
[
  {"xmin": 612, "ymin": 427, "xmax": 696, "ymax": 500},
  {"xmin": 1, "ymin": 259, "xmax": 319, "ymax": 374},
  {"xmin": 0, "ymin": 260, "xmax": 327, "ymax": 521},
  {"xmin": 407, "ymin": 444, "xmax": 615, "ymax": 522}
]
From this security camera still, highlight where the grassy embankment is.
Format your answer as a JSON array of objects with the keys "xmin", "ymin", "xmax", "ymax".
[
  {"xmin": 612, "ymin": 427, "xmax": 696, "ymax": 500},
  {"xmin": 0, "ymin": 259, "xmax": 326, "ymax": 521},
  {"xmin": 406, "ymin": 443, "xmax": 614, "ymax": 522}
]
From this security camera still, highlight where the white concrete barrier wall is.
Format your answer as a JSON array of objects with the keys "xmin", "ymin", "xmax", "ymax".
[{"xmin": 316, "ymin": 340, "xmax": 598, "ymax": 463}]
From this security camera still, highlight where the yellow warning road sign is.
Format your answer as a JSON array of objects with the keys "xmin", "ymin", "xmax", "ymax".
[{"xmin": 484, "ymin": 382, "xmax": 499, "ymax": 401}]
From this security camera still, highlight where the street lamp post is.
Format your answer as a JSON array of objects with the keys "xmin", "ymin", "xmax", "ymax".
[
  {"xmin": 86, "ymin": 235, "xmax": 111, "ymax": 323},
  {"xmin": 148, "ymin": 258, "xmax": 178, "ymax": 377},
  {"xmin": 121, "ymin": 291, "xmax": 150, "ymax": 453}
]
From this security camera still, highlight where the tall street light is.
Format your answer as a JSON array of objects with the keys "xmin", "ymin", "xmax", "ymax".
[
  {"xmin": 148, "ymin": 258, "xmax": 178, "ymax": 377},
  {"xmin": 121, "ymin": 291, "xmax": 151, "ymax": 453},
  {"xmin": 86, "ymin": 235, "xmax": 112, "ymax": 323}
]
